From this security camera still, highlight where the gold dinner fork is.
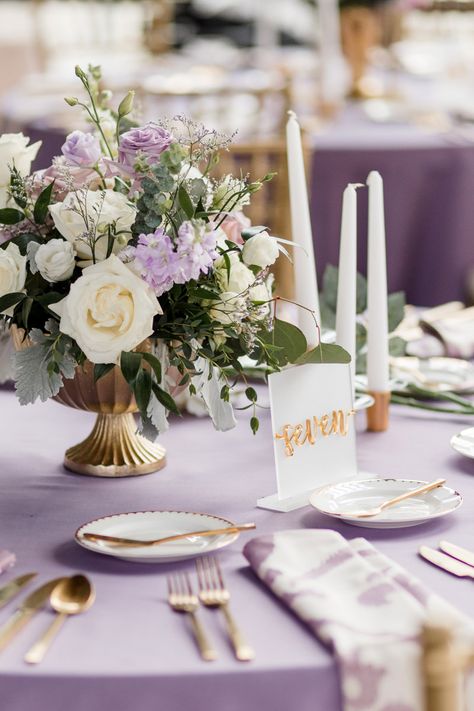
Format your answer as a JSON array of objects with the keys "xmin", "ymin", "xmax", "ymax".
[
  {"xmin": 167, "ymin": 572, "xmax": 217, "ymax": 662},
  {"xmin": 196, "ymin": 557, "xmax": 255, "ymax": 661}
]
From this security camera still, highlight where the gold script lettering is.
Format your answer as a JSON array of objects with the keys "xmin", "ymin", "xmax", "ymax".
[{"xmin": 275, "ymin": 409, "xmax": 355, "ymax": 457}]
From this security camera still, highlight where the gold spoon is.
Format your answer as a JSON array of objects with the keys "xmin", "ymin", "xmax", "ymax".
[
  {"xmin": 332, "ymin": 478, "xmax": 446, "ymax": 519},
  {"xmin": 81, "ymin": 523, "xmax": 256, "ymax": 548},
  {"xmin": 24, "ymin": 575, "xmax": 95, "ymax": 664}
]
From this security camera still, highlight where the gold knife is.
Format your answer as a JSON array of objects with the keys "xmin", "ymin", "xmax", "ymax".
[
  {"xmin": 0, "ymin": 573, "xmax": 37, "ymax": 610},
  {"xmin": 419, "ymin": 546, "xmax": 474, "ymax": 579},
  {"xmin": 0, "ymin": 578, "xmax": 65, "ymax": 653},
  {"xmin": 439, "ymin": 541, "xmax": 474, "ymax": 568}
]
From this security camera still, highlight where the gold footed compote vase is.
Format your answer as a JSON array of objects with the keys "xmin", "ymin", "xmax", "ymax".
[{"xmin": 12, "ymin": 328, "xmax": 166, "ymax": 478}]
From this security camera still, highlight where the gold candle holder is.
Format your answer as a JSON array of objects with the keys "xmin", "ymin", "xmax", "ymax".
[{"xmin": 366, "ymin": 391, "xmax": 390, "ymax": 432}]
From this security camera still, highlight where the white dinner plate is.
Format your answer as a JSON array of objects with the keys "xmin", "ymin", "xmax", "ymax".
[
  {"xmin": 450, "ymin": 427, "xmax": 474, "ymax": 459},
  {"xmin": 75, "ymin": 511, "xmax": 241, "ymax": 563},
  {"xmin": 309, "ymin": 478, "xmax": 462, "ymax": 529},
  {"xmin": 390, "ymin": 357, "xmax": 474, "ymax": 394}
]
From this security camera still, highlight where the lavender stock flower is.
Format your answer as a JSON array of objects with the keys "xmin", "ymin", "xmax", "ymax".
[
  {"xmin": 174, "ymin": 220, "xmax": 218, "ymax": 282},
  {"xmin": 126, "ymin": 221, "xmax": 218, "ymax": 296},
  {"xmin": 132, "ymin": 230, "xmax": 178, "ymax": 296},
  {"xmin": 118, "ymin": 123, "xmax": 173, "ymax": 170},
  {"xmin": 61, "ymin": 130, "xmax": 101, "ymax": 167}
]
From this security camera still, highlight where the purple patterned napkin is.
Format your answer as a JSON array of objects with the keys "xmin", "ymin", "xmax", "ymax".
[
  {"xmin": 244, "ymin": 530, "xmax": 474, "ymax": 711},
  {"xmin": 0, "ymin": 550, "xmax": 15, "ymax": 573}
]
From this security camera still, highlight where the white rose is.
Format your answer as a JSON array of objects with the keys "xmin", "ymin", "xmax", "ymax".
[
  {"xmin": 209, "ymin": 291, "xmax": 245, "ymax": 325},
  {"xmin": 0, "ymin": 133, "xmax": 41, "ymax": 209},
  {"xmin": 0, "ymin": 242, "xmax": 27, "ymax": 315},
  {"xmin": 242, "ymin": 231, "xmax": 279, "ymax": 269},
  {"xmin": 249, "ymin": 282, "xmax": 272, "ymax": 320},
  {"xmin": 35, "ymin": 239, "xmax": 76, "ymax": 282},
  {"xmin": 50, "ymin": 255, "xmax": 162, "ymax": 364},
  {"xmin": 49, "ymin": 189, "xmax": 136, "ymax": 264},
  {"xmin": 215, "ymin": 253, "xmax": 255, "ymax": 294}
]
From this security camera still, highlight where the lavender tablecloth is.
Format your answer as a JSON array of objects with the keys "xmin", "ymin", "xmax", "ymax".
[{"xmin": 1, "ymin": 388, "xmax": 474, "ymax": 711}]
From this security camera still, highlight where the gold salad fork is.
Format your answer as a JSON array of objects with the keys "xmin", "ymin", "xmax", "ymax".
[
  {"xmin": 167, "ymin": 572, "xmax": 217, "ymax": 661},
  {"xmin": 196, "ymin": 557, "xmax": 255, "ymax": 661}
]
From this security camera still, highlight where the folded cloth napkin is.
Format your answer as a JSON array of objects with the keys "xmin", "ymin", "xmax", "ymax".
[
  {"xmin": 244, "ymin": 530, "xmax": 474, "ymax": 711},
  {"xmin": 407, "ymin": 306, "xmax": 474, "ymax": 360},
  {"xmin": 0, "ymin": 550, "xmax": 15, "ymax": 573}
]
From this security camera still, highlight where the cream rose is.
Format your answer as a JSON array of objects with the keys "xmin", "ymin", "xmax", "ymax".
[
  {"xmin": 35, "ymin": 239, "xmax": 76, "ymax": 282},
  {"xmin": 50, "ymin": 255, "xmax": 162, "ymax": 364},
  {"xmin": 242, "ymin": 231, "xmax": 279, "ymax": 269},
  {"xmin": 49, "ymin": 189, "xmax": 136, "ymax": 264},
  {"xmin": 0, "ymin": 242, "xmax": 27, "ymax": 315},
  {"xmin": 0, "ymin": 133, "xmax": 41, "ymax": 209},
  {"xmin": 215, "ymin": 253, "xmax": 255, "ymax": 294},
  {"xmin": 209, "ymin": 291, "xmax": 245, "ymax": 325}
]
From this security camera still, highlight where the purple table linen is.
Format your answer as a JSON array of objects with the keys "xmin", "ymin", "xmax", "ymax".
[{"xmin": 1, "ymin": 388, "xmax": 474, "ymax": 711}]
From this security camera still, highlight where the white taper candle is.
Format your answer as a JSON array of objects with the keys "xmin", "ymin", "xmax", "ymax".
[
  {"xmin": 336, "ymin": 183, "xmax": 360, "ymax": 389},
  {"xmin": 286, "ymin": 110, "xmax": 320, "ymax": 346},
  {"xmin": 366, "ymin": 170, "xmax": 389, "ymax": 392}
]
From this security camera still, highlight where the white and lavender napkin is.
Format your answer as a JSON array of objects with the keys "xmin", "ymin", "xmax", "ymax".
[{"xmin": 244, "ymin": 530, "xmax": 474, "ymax": 711}]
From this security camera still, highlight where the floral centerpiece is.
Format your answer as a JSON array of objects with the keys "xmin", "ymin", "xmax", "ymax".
[{"xmin": 0, "ymin": 65, "xmax": 338, "ymax": 477}]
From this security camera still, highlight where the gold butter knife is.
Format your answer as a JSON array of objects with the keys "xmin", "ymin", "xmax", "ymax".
[
  {"xmin": 439, "ymin": 541, "xmax": 474, "ymax": 568},
  {"xmin": 419, "ymin": 546, "xmax": 474, "ymax": 579},
  {"xmin": 0, "ymin": 573, "xmax": 37, "ymax": 610},
  {"xmin": 81, "ymin": 523, "xmax": 256, "ymax": 547},
  {"xmin": 0, "ymin": 578, "xmax": 65, "ymax": 653}
]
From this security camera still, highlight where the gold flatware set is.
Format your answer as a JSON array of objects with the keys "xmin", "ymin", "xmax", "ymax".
[
  {"xmin": 0, "ymin": 573, "xmax": 95, "ymax": 664},
  {"xmin": 168, "ymin": 556, "xmax": 255, "ymax": 662}
]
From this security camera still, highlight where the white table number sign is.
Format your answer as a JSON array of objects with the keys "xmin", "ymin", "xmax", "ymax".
[{"xmin": 257, "ymin": 362, "xmax": 358, "ymax": 512}]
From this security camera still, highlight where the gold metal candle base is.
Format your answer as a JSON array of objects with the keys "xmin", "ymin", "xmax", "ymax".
[
  {"xmin": 366, "ymin": 391, "xmax": 390, "ymax": 432},
  {"xmin": 64, "ymin": 413, "xmax": 167, "ymax": 478}
]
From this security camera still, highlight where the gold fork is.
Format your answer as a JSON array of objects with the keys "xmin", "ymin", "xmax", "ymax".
[
  {"xmin": 196, "ymin": 557, "xmax": 255, "ymax": 661},
  {"xmin": 167, "ymin": 572, "xmax": 217, "ymax": 662}
]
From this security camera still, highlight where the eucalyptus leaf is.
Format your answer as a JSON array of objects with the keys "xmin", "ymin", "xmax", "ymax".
[
  {"xmin": 260, "ymin": 319, "xmax": 307, "ymax": 366},
  {"xmin": 388, "ymin": 291, "xmax": 406, "ymax": 332},
  {"xmin": 0, "ymin": 292, "xmax": 25, "ymax": 313},
  {"xmin": 33, "ymin": 182, "xmax": 55, "ymax": 224},
  {"xmin": 120, "ymin": 351, "xmax": 142, "ymax": 385},
  {"xmin": 0, "ymin": 208, "xmax": 24, "ymax": 225},
  {"xmin": 296, "ymin": 343, "xmax": 351, "ymax": 365},
  {"xmin": 178, "ymin": 184, "xmax": 195, "ymax": 219},
  {"xmin": 152, "ymin": 382, "xmax": 180, "ymax": 415},
  {"xmin": 134, "ymin": 368, "xmax": 152, "ymax": 413}
]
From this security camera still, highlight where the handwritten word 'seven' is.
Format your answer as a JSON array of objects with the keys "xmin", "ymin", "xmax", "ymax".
[{"xmin": 275, "ymin": 409, "xmax": 355, "ymax": 457}]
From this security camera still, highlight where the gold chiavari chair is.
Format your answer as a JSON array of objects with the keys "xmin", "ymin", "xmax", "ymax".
[{"xmin": 213, "ymin": 138, "xmax": 304, "ymax": 301}]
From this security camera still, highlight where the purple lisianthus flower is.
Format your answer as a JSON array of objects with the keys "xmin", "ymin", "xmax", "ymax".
[
  {"xmin": 118, "ymin": 123, "xmax": 173, "ymax": 170},
  {"xmin": 61, "ymin": 130, "xmax": 101, "ymax": 167}
]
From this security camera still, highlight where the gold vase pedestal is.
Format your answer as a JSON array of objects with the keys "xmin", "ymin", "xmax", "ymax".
[
  {"xmin": 12, "ymin": 328, "xmax": 166, "ymax": 478},
  {"xmin": 64, "ymin": 412, "xmax": 166, "ymax": 478}
]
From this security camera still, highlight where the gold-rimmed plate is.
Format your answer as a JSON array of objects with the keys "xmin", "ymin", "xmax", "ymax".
[{"xmin": 75, "ymin": 511, "xmax": 240, "ymax": 563}]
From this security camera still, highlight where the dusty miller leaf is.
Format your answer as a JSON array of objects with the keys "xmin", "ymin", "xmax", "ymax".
[{"xmin": 14, "ymin": 328, "xmax": 76, "ymax": 405}]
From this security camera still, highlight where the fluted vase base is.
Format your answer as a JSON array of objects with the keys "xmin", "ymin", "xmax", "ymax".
[{"xmin": 64, "ymin": 413, "xmax": 167, "ymax": 478}]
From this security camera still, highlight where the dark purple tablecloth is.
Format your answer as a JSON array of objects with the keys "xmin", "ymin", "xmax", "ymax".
[{"xmin": 1, "ymin": 388, "xmax": 474, "ymax": 711}]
